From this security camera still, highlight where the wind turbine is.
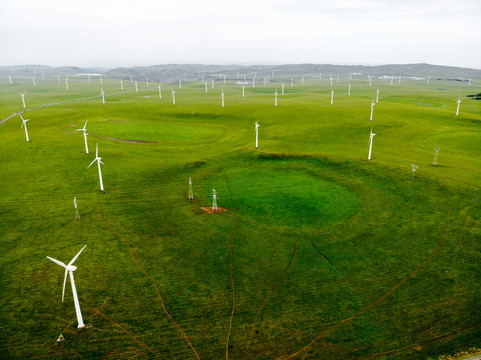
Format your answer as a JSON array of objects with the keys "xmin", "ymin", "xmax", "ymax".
[
  {"xmin": 391, "ymin": 76, "xmax": 394, "ymax": 85},
  {"xmin": 264, "ymin": 77, "xmax": 267, "ymax": 86},
  {"xmin": 220, "ymin": 89, "xmax": 224, "ymax": 107},
  {"xmin": 159, "ymin": 85, "xmax": 162, "ymax": 98},
  {"xmin": 19, "ymin": 92, "xmax": 26, "ymax": 108},
  {"xmin": 242, "ymin": 85, "xmax": 245, "ymax": 98},
  {"xmin": 432, "ymin": 146, "xmax": 440, "ymax": 167},
  {"xmin": 274, "ymin": 89, "xmax": 278, "ymax": 107},
  {"xmin": 255, "ymin": 121, "xmax": 260, "ymax": 149},
  {"xmin": 330, "ymin": 75, "xmax": 333, "ymax": 87},
  {"xmin": 398, "ymin": 75, "xmax": 401, "ymax": 84},
  {"xmin": 348, "ymin": 83, "xmax": 351, "ymax": 96},
  {"xmin": 32, "ymin": 77, "xmax": 36, "ymax": 87},
  {"xmin": 370, "ymin": 100, "xmax": 376, "ymax": 121},
  {"xmin": 336, "ymin": 74, "xmax": 339, "ymax": 83},
  {"xmin": 46, "ymin": 245, "xmax": 87, "ymax": 328},
  {"xmin": 349, "ymin": 73, "xmax": 352, "ymax": 81},
  {"xmin": 368, "ymin": 127, "xmax": 375, "ymax": 160},
  {"xmin": 376, "ymin": 89, "xmax": 380, "ymax": 103},
  {"xmin": 135, "ymin": 81, "xmax": 138, "ymax": 93},
  {"xmin": 100, "ymin": 88, "xmax": 105, "ymax": 104},
  {"xmin": 87, "ymin": 143, "xmax": 105, "ymax": 191},
  {"xmin": 179, "ymin": 79, "xmax": 182, "ymax": 89},
  {"xmin": 291, "ymin": 77, "xmax": 294, "ymax": 87},
  {"xmin": 252, "ymin": 79, "xmax": 256, "ymax": 88},
  {"xmin": 331, "ymin": 90, "xmax": 334, "ymax": 105},
  {"xmin": 212, "ymin": 79, "xmax": 214, "ymax": 89},
  {"xmin": 8, "ymin": 75, "xmax": 12, "ymax": 85},
  {"xmin": 76, "ymin": 120, "xmax": 89, "ymax": 154},
  {"xmin": 211, "ymin": 189, "xmax": 218, "ymax": 212},
  {"xmin": 42, "ymin": 73, "xmax": 45, "ymax": 81},
  {"xmin": 74, "ymin": 197, "xmax": 80, "ymax": 220},
  {"xmin": 188, "ymin": 178, "xmax": 194, "ymax": 200},
  {"xmin": 171, "ymin": 89, "xmax": 176, "ymax": 105},
  {"xmin": 100, "ymin": 76, "xmax": 103, "ymax": 86},
  {"xmin": 120, "ymin": 80, "xmax": 124, "ymax": 91},
  {"xmin": 57, "ymin": 75, "xmax": 61, "ymax": 84},
  {"xmin": 130, "ymin": 75, "xmax": 133, "ymax": 83},
  {"xmin": 20, "ymin": 114, "xmax": 30, "ymax": 142},
  {"xmin": 427, "ymin": 76, "xmax": 430, "ymax": 84},
  {"xmin": 468, "ymin": 78, "xmax": 472, "ymax": 87},
  {"xmin": 65, "ymin": 78, "xmax": 69, "ymax": 90},
  {"xmin": 146, "ymin": 78, "xmax": 149, "ymax": 87},
  {"xmin": 223, "ymin": 74, "xmax": 226, "ymax": 84},
  {"xmin": 282, "ymin": 83, "xmax": 285, "ymax": 95},
  {"xmin": 319, "ymin": 73, "xmax": 322, "ymax": 81},
  {"xmin": 411, "ymin": 164, "xmax": 418, "ymax": 177},
  {"xmin": 88, "ymin": 74, "xmax": 91, "ymax": 83},
  {"xmin": 369, "ymin": 76, "xmax": 372, "ymax": 86},
  {"xmin": 456, "ymin": 96, "xmax": 461, "ymax": 116},
  {"xmin": 205, "ymin": 82, "xmax": 208, "ymax": 93}
]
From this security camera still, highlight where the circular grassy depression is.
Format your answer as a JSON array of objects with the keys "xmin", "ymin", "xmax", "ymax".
[
  {"xmin": 87, "ymin": 119, "xmax": 225, "ymax": 143},
  {"xmin": 204, "ymin": 165, "xmax": 360, "ymax": 228}
]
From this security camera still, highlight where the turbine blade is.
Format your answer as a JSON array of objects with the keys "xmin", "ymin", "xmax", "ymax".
[
  {"xmin": 19, "ymin": 114, "xmax": 24, "ymax": 121},
  {"xmin": 47, "ymin": 256, "xmax": 67, "ymax": 268},
  {"xmin": 68, "ymin": 244, "xmax": 87, "ymax": 266},
  {"xmin": 84, "ymin": 120, "xmax": 88, "ymax": 128},
  {"xmin": 62, "ymin": 269, "xmax": 68, "ymax": 302},
  {"xmin": 87, "ymin": 159, "xmax": 97, "ymax": 168}
]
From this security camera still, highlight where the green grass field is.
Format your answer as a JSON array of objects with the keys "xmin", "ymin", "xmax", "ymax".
[{"xmin": 0, "ymin": 74, "xmax": 480, "ymax": 359}]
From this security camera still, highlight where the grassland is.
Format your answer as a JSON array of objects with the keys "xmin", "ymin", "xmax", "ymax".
[{"xmin": 0, "ymin": 72, "xmax": 480, "ymax": 359}]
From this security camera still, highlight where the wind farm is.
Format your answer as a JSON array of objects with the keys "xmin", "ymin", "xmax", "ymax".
[{"xmin": 0, "ymin": 63, "xmax": 480, "ymax": 360}]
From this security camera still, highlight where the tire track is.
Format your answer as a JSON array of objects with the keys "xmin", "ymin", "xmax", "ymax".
[
  {"xmin": 283, "ymin": 200, "xmax": 451, "ymax": 359},
  {"xmin": 95, "ymin": 199, "xmax": 201, "ymax": 360}
]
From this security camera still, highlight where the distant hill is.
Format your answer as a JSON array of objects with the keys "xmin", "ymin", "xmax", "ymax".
[{"xmin": 1, "ymin": 63, "xmax": 480, "ymax": 83}]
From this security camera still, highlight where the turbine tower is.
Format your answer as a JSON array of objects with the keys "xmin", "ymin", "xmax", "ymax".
[
  {"xmin": 188, "ymin": 178, "xmax": 194, "ymax": 200},
  {"xmin": 20, "ymin": 114, "xmax": 30, "ymax": 142},
  {"xmin": 87, "ymin": 143, "xmax": 105, "ymax": 191},
  {"xmin": 255, "ymin": 121, "xmax": 260, "ymax": 149},
  {"xmin": 220, "ymin": 89, "xmax": 224, "ymax": 107},
  {"xmin": 211, "ymin": 189, "xmax": 218, "ymax": 212},
  {"xmin": 46, "ymin": 245, "xmax": 87, "ymax": 328},
  {"xmin": 370, "ymin": 100, "xmax": 376, "ymax": 121},
  {"xmin": 75, "ymin": 120, "xmax": 89, "ymax": 154},
  {"xmin": 456, "ymin": 96, "xmax": 461, "ymax": 116},
  {"xmin": 171, "ymin": 89, "xmax": 176, "ymax": 105},
  {"xmin": 331, "ymin": 90, "xmax": 334, "ymax": 105},
  {"xmin": 368, "ymin": 128, "xmax": 375, "ymax": 160},
  {"xmin": 19, "ymin": 92, "xmax": 26, "ymax": 108}
]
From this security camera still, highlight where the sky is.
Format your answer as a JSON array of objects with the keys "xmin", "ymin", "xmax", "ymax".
[{"xmin": 0, "ymin": 0, "xmax": 480, "ymax": 69}]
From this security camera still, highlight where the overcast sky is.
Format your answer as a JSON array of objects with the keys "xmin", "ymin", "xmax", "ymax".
[{"xmin": 0, "ymin": 0, "xmax": 480, "ymax": 69}]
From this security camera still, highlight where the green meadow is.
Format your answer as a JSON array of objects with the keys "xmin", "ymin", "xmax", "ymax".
[{"xmin": 0, "ymin": 74, "xmax": 480, "ymax": 359}]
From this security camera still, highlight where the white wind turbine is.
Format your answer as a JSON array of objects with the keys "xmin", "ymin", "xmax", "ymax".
[
  {"xmin": 171, "ymin": 89, "xmax": 176, "ymax": 105},
  {"xmin": 398, "ymin": 75, "xmax": 401, "ymax": 84},
  {"xmin": 223, "ymin": 74, "xmax": 226, "ymax": 84},
  {"xmin": 88, "ymin": 74, "xmax": 91, "ymax": 83},
  {"xmin": 376, "ymin": 89, "xmax": 380, "ymax": 103},
  {"xmin": 65, "ymin": 78, "xmax": 69, "ymax": 90},
  {"xmin": 188, "ymin": 178, "xmax": 194, "ymax": 200},
  {"xmin": 456, "ymin": 96, "xmax": 461, "ymax": 116},
  {"xmin": 75, "ymin": 120, "xmax": 89, "ymax": 154},
  {"xmin": 120, "ymin": 80, "xmax": 124, "ymax": 91},
  {"xmin": 158, "ymin": 85, "xmax": 162, "ymax": 98},
  {"xmin": 19, "ymin": 92, "xmax": 26, "ymax": 108},
  {"xmin": 212, "ymin": 79, "xmax": 214, "ymax": 89},
  {"xmin": 242, "ymin": 85, "xmax": 245, "ymax": 98},
  {"xmin": 135, "ymin": 81, "xmax": 138, "ymax": 93},
  {"xmin": 8, "ymin": 75, "xmax": 12, "ymax": 85},
  {"xmin": 87, "ymin": 143, "xmax": 105, "ymax": 191},
  {"xmin": 205, "ymin": 82, "xmax": 208, "ymax": 93},
  {"xmin": 411, "ymin": 164, "xmax": 418, "ymax": 177},
  {"xmin": 336, "ymin": 74, "xmax": 339, "ymax": 83},
  {"xmin": 274, "ymin": 89, "xmax": 278, "ymax": 107},
  {"xmin": 391, "ymin": 76, "xmax": 394, "ymax": 85},
  {"xmin": 264, "ymin": 77, "xmax": 267, "ymax": 86},
  {"xmin": 348, "ymin": 83, "xmax": 351, "ymax": 96},
  {"xmin": 100, "ymin": 88, "xmax": 105, "ymax": 104},
  {"xmin": 369, "ymin": 76, "xmax": 372, "ymax": 86},
  {"xmin": 291, "ymin": 77, "xmax": 294, "ymax": 87},
  {"xmin": 370, "ymin": 100, "xmax": 376, "ymax": 121},
  {"xmin": 146, "ymin": 78, "xmax": 149, "ymax": 87},
  {"xmin": 56, "ymin": 75, "xmax": 61, "ymax": 84},
  {"xmin": 20, "ymin": 114, "xmax": 30, "ymax": 142},
  {"xmin": 130, "ymin": 75, "xmax": 133, "ymax": 83},
  {"xmin": 255, "ymin": 120, "xmax": 260, "ymax": 149},
  {"xmin": 74, "ymin": 197, "xmax": 80, "ymax": 220},
  {"xmin": 468, "ymin": 78, "xmax": 472, "ymax": 87},
  {"xmin": 42, "ymin": 73, "xmax": 45, "ymax": 81},
  {"xmin": 100, "ymin": 76, "xmax": 103, "ymax": 86},
  {"xmin": 47, "ymin": 245, "xmax": 87, "ymax": 328},
  {"xmin": 432, "ymin": 146, "xmax": 440, "ymax": 167},
  {"xmin": 319, "ymin": 73, "xmax": 322, "ymax": 81},
  {"xmin": 368, "ymin": 127, "xmax": 375, "ymax": 160},
  {"xmin": 220, "ymin": 89, "xmax": 225, "ymax": 107},
  {"xmin": 331, "ymin": 90, "xmax": 334, "ymax": 105},
  {"xmin": 302, "ymin": 76, "xmax": 304, "ymax": 85},
  {"xmin": 427, "ymin": 76, "xmax": 430, "ymax": 84},
  {"xmin": 179, "ymin": 79, "xmax": 182, "ymax": 89},
  {"xmin": 211, "ymin": 189, "xmax": 218, "ymax": 212},
  {"xmin": 282, "ymin": 83, "xmax": 285, "ymax": 95},
  {"xmin": 330, "ymin": 75, "xmax": 333, "ymax": 87},
  {"xmin": 32, "ymin": 77, "xmax": 36, "ymax": 86},
  {"xmin": 252, "ymin": 79, "xmax": 256, "ymax": 88}
]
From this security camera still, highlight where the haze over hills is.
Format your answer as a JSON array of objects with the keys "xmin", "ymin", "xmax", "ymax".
[{"xmin": 1, "ymin": 63, "xmax": 480, "ymax": 84}]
